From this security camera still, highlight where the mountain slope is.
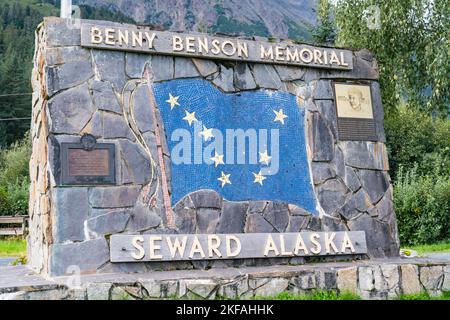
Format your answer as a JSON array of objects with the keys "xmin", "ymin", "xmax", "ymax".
[{"xmin": 74, "ymin": 0, "xmax": 317, "ymax": 40}]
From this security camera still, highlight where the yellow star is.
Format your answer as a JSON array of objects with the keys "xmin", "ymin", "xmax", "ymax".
[
  {"xmin": 183, "ymin": 110, "xmax": 197, "ymax": 126},
  {"xmin": 273, "ymin": 109, "xmax": 288, "ymax": 125},
  {"xmin": 259, "ymin": 150, "xmax": 272, "ymax": 166},
  {"xmin": 218, "ymin": 171, "xmax": 231, "ymax": 188},
  {"xmin": 199, "ymin": 125, "xmax": 214, "ymax": 141},
  {"xmin": 253, "ymin": 170, "xmax": 267, "ymax": 186},
  {"xmin": 210, "ymin": 151, "xmax": 225, "ymax": 167},
  {"xmin": 166, "ymin": 93, "xmax": 180, "ymax": 110}
]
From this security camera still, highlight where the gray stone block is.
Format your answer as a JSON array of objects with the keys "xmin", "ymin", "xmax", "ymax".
[
  {"xmin": 119, "ymin": 140, "xmax": 152, "ymax": 185},
  {"xmin": 262, "ymin": 202, "xmax": 289, "ymax": 232},
  {"xmin": 50, "ymin": 238, "xmax": 109, "ymax": 276},
  {"xmin": 103, "ymin": 112, "xmax": 134, "ymax": 140},
  {"xmin": 313, "ymin": 80, "xmax": 333, "ymax": 100},
  {"xmin": 212, "ymin": 65, "xmax": 235, "ymax": 92},
  {"xmin": 45, "ymin": 17, "xmax": 81, "ymax": 47},
  {"xmin": 347, "ymin": 214, "xmax": 399, "ymax": 258},
  {"xmin": 311, "ymin": 113, "xmax": 334, "ymax": 162},
  {"xmin": 217, "ymin": 201, "xmax": 248, "ymax": 233},
  {"xmin": 196, "ymin": 209, "xmax": 220, "ymax": 233},
  {"xmin": 89, "ymin": 186, "xmax": 141, "ymax": 208},
  {"xmin": 86, "ymin": 210, "xmax": 131, "ymax": 237},
  {"xmin": 54, "ymin": 187, "xmax": 89, "ymax": 243},
  {"xmin": 192, "ymin": 58, "xmax": 219, "ymax": 77},
  {"xmin": 126, "ymin": 53, "xmax": 151, "ymax": 78},
  {"xmin": 342, "ymin": 141, "xmax": 389, "ymax": 171},
  {"xmin": 48, "ymin": 83, "xmax": 95, "ymax": 134},
  {"xmin": 321, "ymin": 215, "xmax": 348, "ymax": 231},
  {"xmin": 316, "ymin": 179, "xmax": 349, "ymax": 215},
  {"xmin": 358, "ymin": 170, "xmax": 390, "ymax": 204},
  {"xmin": 288, "ymin": 204, "xmax": 312, "ymax": 216},
  {"xmin": 174, "ymin": 57, "xmax": 200, "ymax": 78},
  {"xmin": 234, "ymin": 63, "xmax": 257, "ymax": 90},
  {"xmin": 344, "ymin": 167, "xmax": 362, "ymax": 192},
  {"xmin": 338, "ymin": 188, "xmax": 372, "ymax": 221},
  {"xmin": 274, "ymin": 65, "xmax": 305, "ymax": 81},
  {"xmin": 312, "ymin": 162, "xmax": 336, "ymax": 185},
  {"xmin": 252, "ymin": 64, "xmax": 282, "ymax": 89},
  {"xmin": 132, "ymin": 85, "xmax": 156, "ymax": 133},
  {"xmin": 190, "ymin": 190, "xmax": 222, "ymax": 209},
  {"xmin": 150, "ymin": 55, "xmax": 174, "ymax": 82},
  {"xmin": 91, "ymin": 80, "xmax": 122, "ymax": 114},
  {"xmin": 245, "ymin": 213, "xmax": 276, "ymax": 233},
  {"xmin": 92, "ymin": 50, "xmax": 127, "ymax": 92},
  {"xmin": 127, "ymin": 201, "xmax": 161, "ymax": 232},
  {"xmin": 46, "ymin": 60, "xmax": 93, "ymax": 96},
  {"xmin": 315, "ymin": 100, "xmax": 338, "ymax": 138},
  {"xmin": 306, "ymin": 216, "xmax": 322, "ymax": 231},
  {"xmin": 371, "ymin": 82, "xmax": 386, "ymax": 142},
  {"xmin": 375, "ymin": 187, "xmax": 394, "ymax": 222},
  {"xmin": 286, "ymin": 215, "xmax": 310, "ymax": 232},
  {"xmin": 174, "ymin": 196, "xmax": 197, "ymax": 233}
]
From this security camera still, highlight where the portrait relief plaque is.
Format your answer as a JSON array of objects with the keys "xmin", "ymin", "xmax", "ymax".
[
  {"xmin": 60, "ymin": 135, "xmax": 116, "ymax": 185},
  {"xmin": 333, "ymin": 83, "xmax": 377, "ymax": 141}
]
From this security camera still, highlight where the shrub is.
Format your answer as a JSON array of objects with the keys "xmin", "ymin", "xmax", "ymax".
[
  {"xmin": 385, "ymin": 105, "xmax": 450, "ymax": 179},
  {"xmin": 394, "ymin": 164, "xmax": 450, "ymax": 246},
  {"xmin": 0, "ymin": 132, "xmax": 31, "ymax": 216}
]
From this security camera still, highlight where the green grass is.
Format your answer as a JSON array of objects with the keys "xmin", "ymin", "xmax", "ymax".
[
  {"xmin": 402, "ymin": 241, "xmax": 450, "ymax": 255},
  {"xmin": 0, "ymin": 238, "xmax": 27, "ymax": 257},
  {"xmin": 252, "ymin": 291, "xmax": 450, "ymax": 300},
  {"xmin": 397, "ymin": 291, "xmax": 450, "ymax": 300},
  {"xmin": 252, "ymin": 291, "xmax": 361, "ymax": 300}
]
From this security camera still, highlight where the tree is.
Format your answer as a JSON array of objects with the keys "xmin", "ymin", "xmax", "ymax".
[
  {"xmin": 311, "ymin": 0, "xmax": 337, "ymax": 45},
  {"xmin": 333, "ymin": 0, "xmax": 449, "ymax": 116}
]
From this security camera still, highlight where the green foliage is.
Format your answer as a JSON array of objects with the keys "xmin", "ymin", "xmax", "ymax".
[
  {"xmin": 0, "ymin": 132, "xmax": 31, "ymax": 215},
  {"xmin": 394, "ymin": 164, "xmax": 450, "ymax": 246},
  {"xmin": 252, "ymin": 290, "xmax": 361, "ymax": 300},
  {"xmin": 334, "ymin": 0, "xmax": 449, "ymax": 115},
  {"xmin": 385, "ymin": 105, "xmax": 450, "ymax": 178},
  {"xmin": 311, "ymin": 0, "xmax": 336, "ymax": 45},
  {"xmin": 397, "ymin": 292, "xmax": 450, "ymax": 300}
]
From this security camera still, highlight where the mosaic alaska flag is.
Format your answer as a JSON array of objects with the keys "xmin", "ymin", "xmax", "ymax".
[{"xmin": 153, "ymin": 78, "xmax": 318, "ymax": 214}]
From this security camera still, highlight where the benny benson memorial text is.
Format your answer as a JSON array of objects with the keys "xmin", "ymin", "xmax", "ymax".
[
  {"xmin": 81, "ymin": 23, "xmax": 353, "ymax": 70},
  {"xmin": 111, "ymin": 232, "xmax": 367, "ymax": 262}
]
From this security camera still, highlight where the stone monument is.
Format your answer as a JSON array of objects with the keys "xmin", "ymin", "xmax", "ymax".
[{"xmin": 29, "ymin": 17, "xmax": 399, "ymax": 276}]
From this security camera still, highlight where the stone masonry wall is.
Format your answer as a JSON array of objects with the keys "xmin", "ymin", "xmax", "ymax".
[{"xmin": 29, "ymin": 17, "xmax": 399, "ymax": 276}]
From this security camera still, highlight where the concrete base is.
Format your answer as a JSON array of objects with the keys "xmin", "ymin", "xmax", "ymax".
[{"xmin": 1, "ymin": 257, "xmax": 449, "ymax": 300}]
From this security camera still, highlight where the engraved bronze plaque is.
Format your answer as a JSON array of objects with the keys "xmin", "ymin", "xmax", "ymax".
[
  {"xmin": 333, "ymin": 82, "xmax": 377, "ymax": 141},
  {"xmin": 60, "ymin": 137, "xmax": 116, "ymax": 185}
]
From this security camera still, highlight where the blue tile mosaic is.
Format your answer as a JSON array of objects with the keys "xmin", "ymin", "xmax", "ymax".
[{"xmin": 152, "ymin": 78, "xmax": 318, "ymax": 214}]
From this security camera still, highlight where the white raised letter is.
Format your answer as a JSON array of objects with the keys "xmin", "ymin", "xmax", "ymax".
[
  {"xmin": 166, "ymin": 236, "xmax": 187, "ymax": 258},
  {"xmin": 264, "ymin": 234, "xmax": 280, "ymax": 256},
  {"xmin": 189, "ymin": 236, "xmax": 206, "ymax": 258},
  {"xmin": 226, "ymin": 235, "xmax": 241, "ymax": 257},
  {"xmin": 131, "ymin": 236, "xmax": 145, "ymax": 260},
  {"xmin": 310, "ymin": 233, "xmax": 321, "ymax": 254},
  {"xmin": 172, "ymin": 35, "xmax": 184, "ymax": 52},
  {"xmin": 324, "ymin": 232, "xmax": 338, "ymax": 254},
  {"xmin": 341, "ymin": 232, "xmax": 356, "ymax": 253},
  {"xmin": 149, "ymin": 236, "xmax": 163, "ymax": 259},
  {"xmin": 208, "ymin": 235, "xmax": 222, "ymax": 258},
  {"xmin": 91, "ymin": 27, "xmax": 103, "ymax": 44}
]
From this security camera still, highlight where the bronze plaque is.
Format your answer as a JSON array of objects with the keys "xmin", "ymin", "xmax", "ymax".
[
  {"xmin": 333, "ymin": 82, "xmax": 378, "ymax": 141},
  {"xmin": 60, "ymin": 139, "xmax": 116, "ymax": 185},
  {"xmin": 68, "ymin": 149, "xmax": 110, "ymax": 176}
]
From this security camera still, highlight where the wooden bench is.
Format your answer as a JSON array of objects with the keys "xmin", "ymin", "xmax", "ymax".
[{"xmin": 0, "ymin": 216, "xmax": 28, "ymax": 237}]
